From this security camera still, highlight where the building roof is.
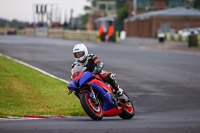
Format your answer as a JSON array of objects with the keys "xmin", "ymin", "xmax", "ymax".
[{"xmin": 125, "ymin": 7, "xmax": 200, "ymax": 21}]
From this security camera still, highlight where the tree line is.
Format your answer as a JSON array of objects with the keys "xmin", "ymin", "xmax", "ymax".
[{"xmin": 0, "ymin": 18, "xmax": 29, "ymax": 29}]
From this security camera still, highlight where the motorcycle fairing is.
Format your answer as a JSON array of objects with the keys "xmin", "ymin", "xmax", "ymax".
[
  {"xmin": 103, "ymin": 107, "xmax": 122, "ymax": 116},
  {"xmin": 94, "ymin": 74, "xmax": 103, "ymax": 80},
  {"xmin": 70, "ymin": 71, "xmax": 95, "ymax": 88},
  {"xmin": 88, "ymin": 79, "xmax": 112, "ymax": 93},
  {"xmin": 88, "ymin": 79, "xmax": 117, "ymax": 113},
  {"xmin": 67, "ymin": 81, "xmax": 77, "ymax": 91},
  {"xmin": 79, "ymin": 72, "xmax": 94, "ymax": 87},
  {"xmin": 72, "ymin": 71, "xmax": 83, "ymax": 82}
]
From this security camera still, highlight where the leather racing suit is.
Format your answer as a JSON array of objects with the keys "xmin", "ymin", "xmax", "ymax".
[{"xmin": 71, "ymin": 54, "xmax": 120, "ymax": 92}]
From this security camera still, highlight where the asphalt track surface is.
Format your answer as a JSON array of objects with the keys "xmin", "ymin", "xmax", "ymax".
[{"xmin": 0, "ymin": 36, "xmax": 200, "ymax": 133}]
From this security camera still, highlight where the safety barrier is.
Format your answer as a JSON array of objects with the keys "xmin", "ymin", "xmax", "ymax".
[
  {"xmin": 188, "ymin": 35, "xmax": 200, "ymax": 48},
  {"xmin": 16, "ymin": 29, "xmax": 25, "ymax": 35},
  {"xmin": 0, "ymin": 28, "xmax": 17, "ymax": 35},
  {"xmin": 63, "ymin": 30, "xmax": 98, "ymax": 42},
  {"xmin": 48, "ymin": 28, "xmax": 64, "ymax": 38},
  {"xmin": 35, "ymin": 28, "xmax": 47, "ymax": 37},
  {"xmin": 25, "ymin": 28, "xmax": 35, "ymax": 36},
  {"xmin": 198, "ymin": 35, "xmax": 200, "ymax": 47},
  {"xmin": 16, "ymin": 28, "xmax": 99, "ymax": 42},
  {"xmin": 166, "ymin": 33, "xmax": 189, "ymax": 42},
  {"xmin": 15, "ymin": 28, "xmax": 121, "ymax": 43},
  {"xmin": 161, "ymin": 32, "xmax": 200, "ymax": 47}
]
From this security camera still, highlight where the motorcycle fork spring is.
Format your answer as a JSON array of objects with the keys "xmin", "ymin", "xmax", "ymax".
[
  {"xmin": 90, "ymin": 86, "xmax": 101, "ymax": 106},
  {"xmin": 90, "ymin": 86, "xmax": 96, "ymax": 98}
]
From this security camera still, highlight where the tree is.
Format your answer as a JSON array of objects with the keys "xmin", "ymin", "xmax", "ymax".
[
  {"xmin": 116, "ymin": 3, "xmax": 128, "ymax": 31},
  {"xmin": 0, "ymin": 18, "xmax": 28, "ymax": 28},
  {"xmin": 74, "ymin": 14, "xmax": 89, "ymax": 30},
  {"xmin": 194, "ymin": 0, "xmax": 200, "ymax": 9}
]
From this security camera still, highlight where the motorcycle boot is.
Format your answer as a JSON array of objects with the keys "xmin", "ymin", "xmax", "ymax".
[{"xmin": 102, "ymin": 72, "xmax": 123, "ymax": 96}]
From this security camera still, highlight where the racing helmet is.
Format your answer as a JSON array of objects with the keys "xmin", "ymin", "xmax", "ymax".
[{"xmin": 73, "ymin": 43, "xmax": 88, "ymax": 63}]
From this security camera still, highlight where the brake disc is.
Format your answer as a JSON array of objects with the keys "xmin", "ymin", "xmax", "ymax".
[{"xmin": 89, "ymin": 98, "xmax": 100, "ymax": 112}]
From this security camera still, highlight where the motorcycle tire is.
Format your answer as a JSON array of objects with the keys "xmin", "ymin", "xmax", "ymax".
[
  {"xmin": 118, "ymin": 93, "xmax": 135, "ymax": 119},
  {"xmin": 80, "ymin": 92, "xmax": 103, "ymax": 120}
]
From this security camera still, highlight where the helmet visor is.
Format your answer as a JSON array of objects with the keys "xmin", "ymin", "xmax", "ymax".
[{"xmin": 74, "ymin": 51, "xmax": 85, "ymax": 58}]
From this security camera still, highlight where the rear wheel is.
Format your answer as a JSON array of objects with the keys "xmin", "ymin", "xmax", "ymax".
[
  {"xmin": 80, "ymin": 92, "xmax": 103, "ymax": 120},
  {"xmin": 118, "ymin": 93, "xmax": 135, "ymax": 119}
]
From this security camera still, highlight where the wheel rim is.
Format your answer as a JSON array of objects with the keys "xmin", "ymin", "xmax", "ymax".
[
  {"xmin": 88, "ymin": 98, "xmax": 100, "ymax": 112},
  {"xmin": 119, "ymin": 99, "xmax": 134, "ymax": 113},
  {"xmin": 85, "ymin": 94, "xmax": 102, "ymax": 116},
  {"xmin": 123, "ymin": 102, "xmax": 133, "ymax": 113}
]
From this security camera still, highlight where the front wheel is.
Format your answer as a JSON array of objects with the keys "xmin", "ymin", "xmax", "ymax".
[
  {"xmin": 80, "ymin": 92, "xmax": 103, "ymax": 120},
  {"xmin": 118, "ymin": 93, "xmax": 135, "ymax": 119}
]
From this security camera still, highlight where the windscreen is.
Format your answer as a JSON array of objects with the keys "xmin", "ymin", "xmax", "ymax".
[{"xmin": 71, "ymin": 65, "xmax": 86, "ymax": 75}]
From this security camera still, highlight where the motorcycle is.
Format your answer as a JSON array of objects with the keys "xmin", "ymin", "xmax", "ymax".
[{"xmin": 67, "ymin": 65, "xmax": 135, "ymax": 120}]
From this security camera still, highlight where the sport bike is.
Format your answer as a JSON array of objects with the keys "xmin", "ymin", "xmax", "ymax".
[{"xmin": 67, "ymin": 65, "xmax": 135, "ymax": 120}]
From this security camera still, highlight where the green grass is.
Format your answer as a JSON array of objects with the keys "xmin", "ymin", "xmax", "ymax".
[{"xmin": 0, "ymin": 55, "xmax": 86, "ymax": 118}]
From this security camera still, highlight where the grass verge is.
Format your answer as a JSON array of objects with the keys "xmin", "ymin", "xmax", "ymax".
[{"xmin": 0, "ymin": 55, "xmax": 85, "ymax": 118}]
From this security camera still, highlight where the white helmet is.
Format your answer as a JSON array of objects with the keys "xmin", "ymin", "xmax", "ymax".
[{"xmin": 73, "ymin": 43, "xmax": 88, "ymax": 63}]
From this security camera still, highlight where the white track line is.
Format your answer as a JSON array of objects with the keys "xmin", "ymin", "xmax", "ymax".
[
  {"xmin": 0, "ymin": 53, "xmax": 69, "ymax": 84},
  {"xmin": 0, "ymin": 117, "xmax": 45, "ymax": 121}
]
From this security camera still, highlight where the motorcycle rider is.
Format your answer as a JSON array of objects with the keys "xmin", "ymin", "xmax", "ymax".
[{"xmin": 71, "ymin": 43, "xmax": 123, "ymax": 96}]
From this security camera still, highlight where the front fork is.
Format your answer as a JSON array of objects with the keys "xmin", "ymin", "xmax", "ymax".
[
  {"xmin": 89, "ymin": 86, "xmax": 100, "ymax": 106},
  {"xmin": 89, "ymin": 86, "xmax": 95, "ymax": 98}
]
